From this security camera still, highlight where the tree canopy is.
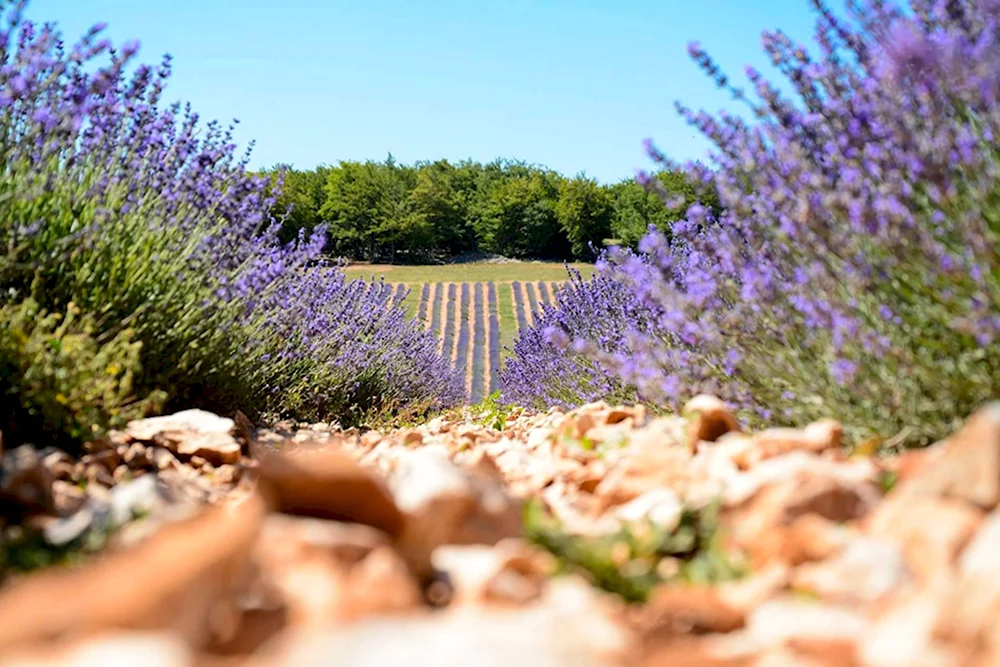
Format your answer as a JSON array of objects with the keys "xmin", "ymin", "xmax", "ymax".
[{"xmin": 263, "ymin": 156, "xmax": 717, "ymax": 263}]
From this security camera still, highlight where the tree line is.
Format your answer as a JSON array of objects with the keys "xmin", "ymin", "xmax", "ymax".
[{"xmin": 263, "ymin": 155, "xmax": 718, "ymax": 263}]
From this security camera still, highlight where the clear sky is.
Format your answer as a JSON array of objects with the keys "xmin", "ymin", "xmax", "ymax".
[{"xmin": 32, "ymin": 1, "xmax": 822, "ymax": 183}]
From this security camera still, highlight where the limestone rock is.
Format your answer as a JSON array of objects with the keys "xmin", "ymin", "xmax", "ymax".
[
  {"xmin": 124, "ymin": 410, "xmax": 242, "ymax": 466},
  {"xmin": 791, "ymin": 537, "xmax": 913, "ymax": 605},
  {"xmin": 0, "ymin": 491, "xmax": 266, "ymax": 652},
  {"xmin": 613, "ymin": 488, "xmax": 683, "ymax": 532},
  {"xmin": 683, "ymin": 394, "xmax": 741, "ymax": 450},
  {"xmin": 433, "ymin": 540, "xmax": 551, "ymax": 607},
  {"xmin": 746, "ymin": 598, "xmax": 866, "ymax": 649},
  {"xmin": 891, "ymin": 402, "xmax": 1000, "ymax": 509},
  {"xmin": 636, "ymin": 585, "xmax": 746, "ymax": 636},
  {"xmin": 390, "ymin": 449, "xmax": 523, "ymax": 579},
  {"xmin": 0, "ymin": 633, "xmax": 192, "ymax": 667},
  {"xmin": 729, "ymin": 469, "xmax": 880, "ymax": 567},
  {"xmin": 862, "ymin": 589, "xmax": 955, "ymax": 667},
  {"xmin": 0, "ymin": 445, "xmax": 56, "ymax": 517},
  {"xmin": 735, "ymin": 419, "xmax": 842, "ymax": 468},
  {"xmin": 865, "ymin": 496, "xmax": 983, "ymax": 584},
  {"xmin": 256, "ymin": 447, "xmax": 405, "ymax": 538}
]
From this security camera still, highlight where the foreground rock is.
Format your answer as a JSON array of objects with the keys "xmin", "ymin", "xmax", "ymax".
[{"xmin": 0, "ymin": 401, "xmax": 999, "ymax": 665}]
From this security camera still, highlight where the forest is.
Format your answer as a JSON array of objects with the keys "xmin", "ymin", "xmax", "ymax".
[{"xmin": 263, "ymin": 157, "xmax": 719, "ymax": 262}]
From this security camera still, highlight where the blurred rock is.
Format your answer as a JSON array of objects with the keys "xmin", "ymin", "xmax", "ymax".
[
  {"xmin": 253, "ymin": 514, "xmax": 422, "ymax": 626},
  {"xmin": 866, "ymin": 495, "xmax": 983, "ymax": 584},
  {"xmin": 891, "ymin": 401, "xmax": 1000, "ymax": 509},
  {"xmin": 213, "ymin": 464, "xmax": 240, "ymax": 486},
  {"xmin": 861, "ymin": 589, "xmax": 955, "ymax": 667},
  {"xmin": 401, "ymin": 429, "xmax": 423, "ymax": 446},
  {"xmin": 433, "ymin": 540, "xmax": 551, "ymax": 607},
  {"xmin": 0, "ymin": 445, "xmax": 56, "ymax": 517},
  {"xmin": 935, "ymin": 511, "xmax": 1000, "ymax": 655},
  {"xmin": 729, "ymin": 468, "xmax": 880, "ymax": 567},
  {"xmin": 683, "ymin": 394, "xmax": 741, "ymax": 450},
  {"xmin": 148, "ymin": 446, "xmax": 181, "ymax": 472},
  {"xmin": 0, "ymin": 490, "xmax": 265, "ymax": 653},
  {"xmin": 612, "ymin": 488, "xmax": 683, "ymax": 532},
  {"xmin": 791, "ymin": 537, "xmax": 912, "ymax": 605},
  {"xmin": 43, "ymin": 474, "xmax": 169, "ymax": 546},
  {"xmin": 234, "ymin": 409, "xmax": 256, "ymax": 447},
  {"xmin": 389, "ymin": 448, "xmax": 522, "ymax": 562},
  {"xmin": 259, "ymin": 577, "xmax": 627, "ymax": 667},
  {"xmin": 0, "ymin": 633, "xmax": 193, "ymax": 667},
  {"xmin": 124, "ymin": 410, "xmax": 242, "ymax": 466},
  {"xmin": 256, "ymin": 447, "xmax": 405, "ymax": 538},
  {"xmin": 40, "ymin": 449, "xmax": 74, "ymax": 481},
  {"xmin": 50, "ymin": 480, "xmax": 87, "ymax": 516},
  {"xmin": 723, "ymin": 452, "xmax": 879, "ymax": 509},
  {"xmin": 4, "ymin": 402, "xmax": 1000, "ymax": 666},
  {"xmin": 745, "ymin": 598, "xmax": 865, "ymax": 652},
  {"xmin": 636, "ymin": 586, "xmax": 746, "ymax": 637},
  {"xmin": 735, "ymin": 419, "xmax": 842, "ymax": 468}
]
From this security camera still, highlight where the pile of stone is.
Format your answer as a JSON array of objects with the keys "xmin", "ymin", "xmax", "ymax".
[{"xmin": 0, "ymin": 397, "xmax": 997, "ymax": 666}]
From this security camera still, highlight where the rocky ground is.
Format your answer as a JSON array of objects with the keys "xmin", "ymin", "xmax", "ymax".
[{"xmin": 0, "ymin": 397, "xmax": 998, "ymax": 666}]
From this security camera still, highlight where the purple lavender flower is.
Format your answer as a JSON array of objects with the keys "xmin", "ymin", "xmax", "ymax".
[
  {"xmin": 417, "ymin": 283, "xmax": 431, "ymax": 322},
  {"xmin": 500, "ymin": 258, "xmax": 650, "ymax": 410},
  {"xmin": 470, "ymin": 282, "xmax": 487, "ymax": 404},
  {"xmin": 0, "ymin": 3, "xmax": 461, "ymax": 427},
  {"xmin": 572, "ymin": 0, "xmax": 1000, "ymax": 444},
  {"xmin": 511, "ymin": 281, "xmax": 529, "ymax": 334},
  {"xmin": 455, "ymin": 283, "xmax": 472, "ymax": 401},
  {"xmin": 487, "ymin": 282, "xmax": 501, "ymax": 394}
]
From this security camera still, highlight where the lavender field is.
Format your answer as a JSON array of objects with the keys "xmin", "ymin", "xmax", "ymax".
[{"xmin": 391, "ymin": 279, "xmax": 565, "ymax": 403}]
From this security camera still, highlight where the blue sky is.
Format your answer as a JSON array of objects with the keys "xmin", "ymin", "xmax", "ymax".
[{"xmin": 34, "ymin": 1, "xmax": 822, "ymax": 183}]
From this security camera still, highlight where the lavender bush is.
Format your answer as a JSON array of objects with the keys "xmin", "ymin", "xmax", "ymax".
[
  {"xmin": 455, "ymin": 283, "xmax": 472, "ymax": 396},
  {"xmin": 416, "ymin": 283, "xmax": 431, "ymax": 322},
  {"xmin": 471, "ymin": 282, "xmax": 487, "ymax": 404},
  {"xmin": 500, "ymin": 261, "xmax": 650, "ymax": 410},
  {"xmin": 0, "ymin": 1, "xmax": 460, "ymax": 442},
  {"xmin": 487, "ymin": 282, "xmax": 501, "ymax": 394},
  {"xmin": 590, "ymin": 0, "xmax": 1000, "ymax": 445}
]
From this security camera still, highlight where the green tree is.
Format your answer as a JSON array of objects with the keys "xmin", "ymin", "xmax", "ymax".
[
  {"xmin": 320, "ymin": 160, "xmax": 383, "ymax": 259},
  {"xmin": 267, "ymin": 165, "xmax": 331, "ymax": 244},
  {"xmin": 319, "ymin": 155, "xmax": 419, "ymax": 261},
  {"xmin": 407, "ymin": 160, "xmax": 474, "ymax": 257},
  {"xmin": 609, "ymin": 168, "xmax": 720, "ymax": 249},
  {"xmin": 479, "ymin": 172, "xmax": 564, "ymax": 258},
  {"xmin": 555, "ymin": 174, "xmax": 614, "ymax": 259}
]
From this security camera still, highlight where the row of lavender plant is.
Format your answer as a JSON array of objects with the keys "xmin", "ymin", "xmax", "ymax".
[
  {"xmin": 471, "ymin": 283, "xmax": 487, "ymax": 404},
  {"xmin": 429, "ymin": 283, "xmax": 444, "ymax": 336},
  {"xmin": 456, "ymin": 283, "xmax": 472, "ymax": 393},
  {"xmin": 487, "ymin": 283, "xmax": 501, "ymax": 395},
  {"xmin": 524, "ymin": 282, "xmax": 541, "ymax": 316},
  {"xmin": 511, "ymin": 281, "xmax": 530, "ymax": 333},
  {"xmin": 416, "ymin": 283, "xmax": 431, "ymax": 323},
  {"xmin": 505, "ymin": 0, "xmax": 1000, "ymax": 445},
  {"xmin": 500, "ymin": 263, "xmax": 649, "ymax": 410},
  {"xmin": 0, "ymin": 2, "xmax": 462, "ymax": 444},
  {"xmin": 536, "ymin": 282, "xmax": 552, "ymax": 307},
  {"xmin": 440, "ymin": 283, "xmax": 458, "ymax": 360}
]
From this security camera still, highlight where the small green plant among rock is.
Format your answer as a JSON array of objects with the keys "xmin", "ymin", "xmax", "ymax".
[
  {"xmin": 0, "ymin": 514, "xmax": 117, "ymax": 579},
  {"xmin": 472, "ymin": 391, "xmax": 517, "ymax": 431},
  {"xmin": 523, "ymin": 498, "xmax": 746, "ymax": 603}
]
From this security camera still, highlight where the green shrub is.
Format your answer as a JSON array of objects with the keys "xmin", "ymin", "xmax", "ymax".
[{"xmin": 0, "ymin": 299, "xmax": 165, "ymax": 449}]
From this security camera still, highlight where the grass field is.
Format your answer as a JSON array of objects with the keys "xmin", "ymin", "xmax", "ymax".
[
  {"xmin": 347, "ymin": 261, "xmax": 594, "ymax": 403},
  {"xmin": 343, "ymin": 261, "xmax": 594, "ymax": 284}
]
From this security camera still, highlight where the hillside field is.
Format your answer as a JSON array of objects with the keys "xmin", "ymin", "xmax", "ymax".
[{"xmin": 343, "ymin": 261, "xmax": 595, "ymax": 403}]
